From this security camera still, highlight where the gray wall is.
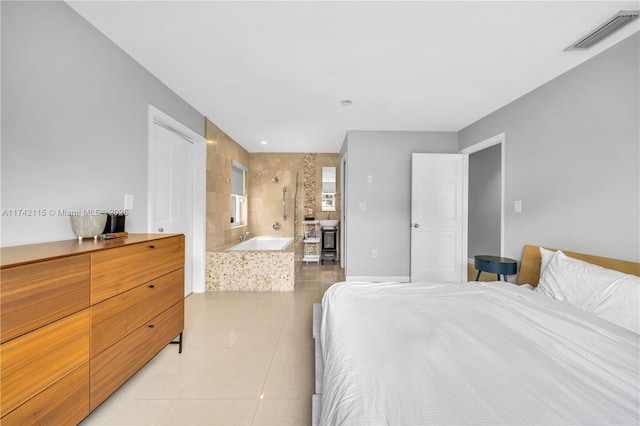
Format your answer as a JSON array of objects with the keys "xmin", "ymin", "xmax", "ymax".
[
  {"xmin": 342, "ymin": 131, "xmax": 458, "ymax": 280},
  {"xmin": 459, "ymin": 33, "xmax": 639, "ymax": 263},
  {"xmin": 1, "ymin": 1, "xmax": 204, "ymax": 247},
  {"xmin": 468, "ymin": 144, "xmax": 501, "ymax": 259}
]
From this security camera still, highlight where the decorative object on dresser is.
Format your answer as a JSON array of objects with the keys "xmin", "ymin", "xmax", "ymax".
[
  {"xmin": 0, "ymin": 234, "xmax": 185, "ymax": 425},
  {"xmin": 69, "ymin": 213, "xmax": 108, "ymax": 240},
  {"xmin": 103, "ymin": 213, "xmax": 126, "ymax": 234}
]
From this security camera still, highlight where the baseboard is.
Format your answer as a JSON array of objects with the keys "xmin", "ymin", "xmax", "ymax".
[{"xmin": 345, "ymin": 276, "xmax": 410, "ymax": 283}]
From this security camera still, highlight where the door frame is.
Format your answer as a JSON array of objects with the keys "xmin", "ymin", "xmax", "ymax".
[
  {"xmin": 340, "ymin": 151, "xmax": 347, "ymax": 271},
  {"xmin": 459, "ymin": 132, "xmax": 505, "ymax": 257},
  {"xmin": 147, "ymin": 105, "xmax": 206, "ymax": 294}
]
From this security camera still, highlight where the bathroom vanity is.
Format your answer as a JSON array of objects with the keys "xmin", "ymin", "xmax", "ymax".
[{"xmin": 0, "ymin": 234, "xmax": 184, "ymax": 425}]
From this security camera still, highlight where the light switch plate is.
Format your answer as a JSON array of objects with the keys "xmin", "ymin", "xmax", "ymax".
[
  {"xmin": 514, "ymin": 200, "xmax": 522, "ymax": 213},
  {"xmin": 359, "ymin": 202, "xmax": 367, "ymax": 211},
  {"xmin": 124, "ymin": 194, "xmax": 134, "ymax": 210}
]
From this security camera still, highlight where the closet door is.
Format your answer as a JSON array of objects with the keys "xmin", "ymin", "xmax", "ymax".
[
  {"xmin": 149, "ymin": 122, "xmax": 193, "ymax": 296},
  {"xmin": 410, "ymin": 153, "xmax": 468, "ymax": 282}
]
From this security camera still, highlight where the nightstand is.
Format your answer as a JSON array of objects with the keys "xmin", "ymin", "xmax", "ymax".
[{"xmin": 474, "ymin": 255, "xmax": 517, "ymax": 281}]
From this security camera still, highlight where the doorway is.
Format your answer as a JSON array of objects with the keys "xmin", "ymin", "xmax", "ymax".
[
  {"xmin": 459, "ymin": 133, "xmax": 505, "ymax": 261},
  {"xmin": 148, "ymin": 105, "xmax": 206, "ymax": 295},
  {"xmin": 340, "ymin": 152, "xmax": 347, "ymax": 271}
]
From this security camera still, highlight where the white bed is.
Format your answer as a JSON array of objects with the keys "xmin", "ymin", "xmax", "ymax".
[{"xmin": 313, "ymin": 246, "xmax": 640, "ymax": 425}]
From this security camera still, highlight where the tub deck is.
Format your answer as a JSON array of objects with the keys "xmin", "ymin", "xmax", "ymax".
[
  {"xmin": 227, "ymin": 237, "xmax": 293, "ymax": 251},
  {"xmin": 206, "ymin": 237, "xmax": 303, "ymax": 291}
]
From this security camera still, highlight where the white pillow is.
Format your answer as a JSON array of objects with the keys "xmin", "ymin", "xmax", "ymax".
[
  {"xmin": 535, "ymin": 249, "xmax": 564, "ymax": 299},
  {"xmin": 537, "ymin": 250, "xmax": 640, "ymax": 333},
  {"xmin": 539, "ymin": 247, "xmax": 556, "ymax": 283},
  {"xmin": 593, "ymin": 275, "xmax": 640, "ymax": 334}
]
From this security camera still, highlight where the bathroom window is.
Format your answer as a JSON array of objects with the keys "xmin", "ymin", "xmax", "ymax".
[{"xmin": 231, "ymin": 160, "xmax": 247, "ymax": 227}]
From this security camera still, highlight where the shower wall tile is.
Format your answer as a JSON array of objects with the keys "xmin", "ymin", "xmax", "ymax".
[
  {"xmin": 248, "ymin": 153, "xmax": 305, "ymax": 239},
  {"xmin": 205, "ymin": 118, "xmax": 250, "ymax": 250}
]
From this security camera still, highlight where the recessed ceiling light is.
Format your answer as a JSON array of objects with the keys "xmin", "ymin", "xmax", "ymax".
[
  {"xmin": 340, "ymin": 99, "xmax": 353, "ymax": 106},
  {"xmin": 261, "ymin": 140, "xmax": 268, "ymax": 145}
]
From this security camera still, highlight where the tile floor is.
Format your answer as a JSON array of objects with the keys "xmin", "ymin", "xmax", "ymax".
[{"xmin": 81, "ymin": 262, "xmax": 344, "ymax": 426}]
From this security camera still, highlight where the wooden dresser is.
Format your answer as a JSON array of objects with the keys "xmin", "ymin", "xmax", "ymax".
[{"xmin": 0, "ymin": 234, "xmax": 184, "ymax": 425}]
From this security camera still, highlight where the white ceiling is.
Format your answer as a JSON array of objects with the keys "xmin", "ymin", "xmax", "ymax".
[{"xmin": 66, "ymin": 1, "xmax": 640, "ymax": 153}]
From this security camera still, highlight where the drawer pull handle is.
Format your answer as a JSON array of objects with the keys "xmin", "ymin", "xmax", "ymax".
[
  {"xmin": 148, "ymin": 324, "xmax": 155, "ymax": 328},
  {"xmin": 149, "ymin": 245, "xmax": 156, "ymax": 249},
  {"xmin": 149, "ymin": 284, "xmax": 155, "ymax": 289}
]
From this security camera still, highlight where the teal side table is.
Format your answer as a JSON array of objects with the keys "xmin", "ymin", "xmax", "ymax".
[{"xmin": 474, "ymin": 255, "xmax": 517, "ymax": 281}]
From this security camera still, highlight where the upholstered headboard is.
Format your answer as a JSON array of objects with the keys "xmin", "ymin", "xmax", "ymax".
[{"xmin": 517, "ymin": 245, "xmax": 640, "ymax": 286}]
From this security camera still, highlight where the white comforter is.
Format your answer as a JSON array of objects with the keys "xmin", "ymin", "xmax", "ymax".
[{"xmin": 319, "ymin": 281, "xmax": 640, "ymax": 425}]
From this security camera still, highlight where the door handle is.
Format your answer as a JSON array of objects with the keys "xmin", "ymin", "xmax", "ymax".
[
  {"xmin": 413, "ymin": 223, "xmax": 420, "ymax": 228},
  {"xmin": 158, "ymin": 228, "xmax": 164, "ymax": 232}
]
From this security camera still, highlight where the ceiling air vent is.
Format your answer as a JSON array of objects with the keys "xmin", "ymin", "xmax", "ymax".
[{"xmin": 565, "ymin": 10, "xmax": 639, "ymax": 51}]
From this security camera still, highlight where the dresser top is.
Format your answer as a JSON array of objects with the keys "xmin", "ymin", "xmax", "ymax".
[{"xmin": 1, "ymin": 234, "xmax": 181, "ymax": 268}]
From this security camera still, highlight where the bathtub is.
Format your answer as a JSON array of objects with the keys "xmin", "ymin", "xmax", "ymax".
[
  {"xmin": 227, "ymin": 236, "xmax": 293, "ymax": 251},
  {"xmin": 206, "ymin": 236, "xmax": 302, "ymax": 291}
]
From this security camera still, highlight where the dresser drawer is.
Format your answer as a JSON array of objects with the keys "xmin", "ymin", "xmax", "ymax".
[
  {"xmin": 90, "ymin": 300, "xmax": 184, "ymax": 410},
  {"xmin": 1, "ymin": 363, "xmax": 89, "ymax": 426},
  {"xmin": 0, "ymin": 310, "xmax": 90, "ymax": 417},
  {"xmin": 91, "ymin": 268, "xmax": 184, "ymax": 357},
  {"xmin": 0, "ymin": 255, "xmax": 90, "ymax": 343},
  {"xmin": 91, "ymin": 235, "xmax": 184, "ymax": 304}
]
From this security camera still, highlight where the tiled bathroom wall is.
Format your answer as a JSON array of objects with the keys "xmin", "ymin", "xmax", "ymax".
[
  {"xmin": 205, "ymin": 116, "xmax": 341, "ymax": 251},
  {"xmin": 247, "ymin": 153, "xmax": 304, "ymax": 238},
  {"xmin": 248, "ymin": 153, "xmax": 340, "ymax": 239},
  {"xmin": 205, "ymin": 118, "xmax": 250, "ymax": 250}
]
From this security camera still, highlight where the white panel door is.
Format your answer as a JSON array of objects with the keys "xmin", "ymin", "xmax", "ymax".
[
  {"xmin": 150, "ymin": 123, "xmax": 193, "ymax": 295},
  {"xmin": 411, "ymin": 153, "xmax": 467, "ymax": 282}
]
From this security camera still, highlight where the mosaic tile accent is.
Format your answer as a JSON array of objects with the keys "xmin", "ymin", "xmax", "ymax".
[
  {"xmin": 206, "ymin": 239, "xmax": 303, "ymax": 291},
  {"xmin": 303, "ymin": 153, "xmax": 316, "ymax": 218}
]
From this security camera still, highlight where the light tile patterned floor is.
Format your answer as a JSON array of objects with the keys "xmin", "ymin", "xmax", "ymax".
[{"xmin": 81, "ymin": 262, "xmax": 344, "ymax": 426}]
